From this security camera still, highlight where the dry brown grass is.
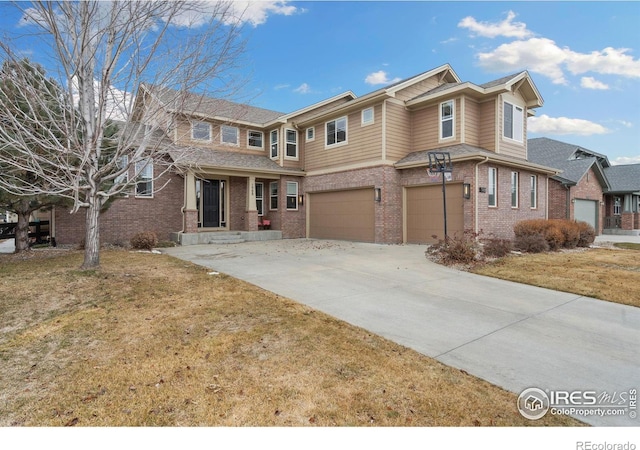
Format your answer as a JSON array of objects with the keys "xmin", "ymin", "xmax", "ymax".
[
  {"xmin": 473, "ymin": 248, "xmax": 640, "ymax": 308},
  {"xmin": 0, "ymin": 249, "xmax": 581, "ymax": 427}
]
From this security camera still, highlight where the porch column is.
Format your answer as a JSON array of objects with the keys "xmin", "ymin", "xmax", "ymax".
[
  {"xmin": 246, "ymin": 176, "xmax": 258, "ymax": 231},
  {"xmin": 183, "ymin": 172, "xmax": 198, "ymax": 233}
]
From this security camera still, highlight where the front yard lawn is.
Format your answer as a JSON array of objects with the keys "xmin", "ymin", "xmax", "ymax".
[
  {"xmin": 472, "ymin": 247, "xmax": 640, "ymax": 308},
  {"xmin": 0, "ymin": 249, "xmax": 580, "ymax": 427}
]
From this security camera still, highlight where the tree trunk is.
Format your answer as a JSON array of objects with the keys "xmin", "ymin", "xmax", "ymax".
[
  {"xmin": 14, "ymin": 199, "xmax": 31, "ymax": 253},
  {"xmin": 81, "ymin": 201, "xmax": 101, "ymax": 269}
]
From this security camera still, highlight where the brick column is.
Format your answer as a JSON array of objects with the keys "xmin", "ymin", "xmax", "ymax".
[
  {"xmin": 246, "ymin": 176, "xmax": 258, "ymax": 231},
  {"xmin": 621, "ymin": 212, "xmax": 634, "ymax": 230}
]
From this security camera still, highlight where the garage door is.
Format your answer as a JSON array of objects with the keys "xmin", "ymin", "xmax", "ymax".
[
  {"xmin": 574, "ymin": 199, "xmax": 598, "ymax": 230},
  {"xmin": 405, "ymin": 184, "xmax": 464, "ymax": 244},
  {"xmin": 309, "ymin": 189, "xmax": 375, "ymax": 242}
]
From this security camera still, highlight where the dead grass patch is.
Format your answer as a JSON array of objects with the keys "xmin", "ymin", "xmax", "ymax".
[
  {"xmin": 472, "ymin": 248, "xmax": 640, "ymax": 308},
  {"xmin": 0, "ymin": 249, "xmax": 581, "ymax": 427}
]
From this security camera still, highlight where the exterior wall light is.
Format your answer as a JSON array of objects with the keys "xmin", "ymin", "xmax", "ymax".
[
  {"xmin": 298, "ymin": 194, "xmax": 304, "ymax": 206},
  {"xmin": 374, "ymin": 187, "xmax": 382, "ymax": 202},
  {"xmin": 463, "ymin": 183, "xmax": 471, "ymax": 199}
]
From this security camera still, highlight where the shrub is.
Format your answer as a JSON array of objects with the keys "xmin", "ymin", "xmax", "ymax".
[
  {"xmin": 130, "ymin": 231, "xmax": 158, "ymax": 250},
  {"xmin": 514, "ymin": 233, "xmax": 549, "ymax": 253},
  {"xmin": 552, "ymin": 219, "xmax": 580, "ymax": 249},
  {"xmin": 426, "ymin": 230, "xmax": 479, "ymax": 265},
  {"xmin": 576, "ymin": 221, "xmax": 596, "ymax": 247},
  {"xmin": 545, "ymin": 225, "xmax": 565, "ymax": 251},
  {"xmin": 482, "ymin": 238, "xmax": 513, "ymax": 258}
]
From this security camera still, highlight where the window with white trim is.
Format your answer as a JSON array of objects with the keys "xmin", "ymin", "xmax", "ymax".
[
  {"xmin": 440, "ymin": 100, "xmax": 454, "ymax": 139},
  {"xmin": 488, "ymin": 167, "xmax": 497, "ymax": 207},
  {"xmin": 503, "ymin": 101, "xmax": 524, "ymax": 142},
  {"xmin": 306, "ymin": 127, "xmax": 315, "ymax": 142},
  {"xmin": 530, "ymin": 175, "xmax": 537, "ymax": 209},
  {"xmin": 326, "ymin": 116, "xmax": 347, "ymax": 147},
  {"xmin": 270, "ymin": 181, "xmax": 278, "ymax": 210},
  {"xmin": 135, "ymin": 158, "xmax": 153, "ymax": 197},
  {"xmin": 285, "ymin": 129, "xmax": 297, "ymax": 158},
  {"xmin": 286, "ymin": 181, "xmax": 298, "ymax": 210},
  {"xmin": 221, "ymin": 125, "xmax": 239, "ymax": 146},
  {"xmin": 511, "ymin": 171, "xmax": 519, "ymax": 208},
  {"xmin": 362, "ymin": 107, "xmax": 374, "ymax": 125},
  {"xmin": 192, "ymin": 121, "xmax": 211, "ymax": 141},
  {"xmin": 248, "ymin": 130, "xmax": 263, "ymax": 149},
  {"xmin": 255, "ymin": 182, "xmax": 264, "ymax": 216},
  {"xmin": 614, "ymin": 197, "xmax": 621, "ymax": 215},
  {"xmin": 270, "ymin": 129, "xmax": 278, "ymax": 158}
]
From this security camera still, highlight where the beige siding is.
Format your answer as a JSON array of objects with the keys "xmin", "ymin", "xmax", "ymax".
[
  {"xmin": 410, "ymin": 98, "xmax": 462, "ymax": 151},
  {"xmin": 173, "ymin": 118, "xmax": 269, "ymax": 155},
  {"xmin": 394, "ymin": 77, "xmax": 441, "ymax": 102},
  {"xmin": 463, "ymin": 97, "xmax": 480, "ymax": 147},
  {"xmin": 304, "ymin": 105, "xmax": 383, "ymax": 172},
  {"xmin": 385, "ymin": 101, "xmax": 411, "ymax": 161},
  {"xmin": 478, "ymin": 100, "xmax": 496, "ymax": 152},
  {"xmin": 292, "ymin": 97, "xmax": 353, "ymax": 123}
]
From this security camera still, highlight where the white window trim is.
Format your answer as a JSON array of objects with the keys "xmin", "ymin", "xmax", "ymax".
[
  {"xmin": 255, "ymin": 182, "xmax": 264, "ymax": 216},
  {"xmin": 530, "ymin": 175, "xmax": 537, "ymax": 209},
  {"xmin": 191, "ymin": 121, "xmax": 211, "ymax": 142},
  {"xmin": 503, "ymin": 101, "xmax": 524, "ymax": 143},
  {"xmin": 270, "ymin": 129, "xmax": 278, "ymax": 159},
  {"xmin": 306, "ymin": 127, "xmax": 315, "ymax": 142},
  {"xmin": 488, "ymin": 167, "xmax": 497, "ymax": 208},
  {"xmin": 220, "ymin": 125, "xmax": 240, "ymax": 146},
  {"xmin": 247, "ymin": 130, "xmax": 264, "ymax": 150},
  {"xmin": 286, "ymin": 181, "xmax": 298, "ymax": 211},
  {"xmin": 361, "ymin": 107, "xmax": 374, "ymax": 126},
  {"xmin": 269, "ymin": 181, "xmax": 278, "ymax": 211},
  {"xmin": 439, "ymin": 100, "xmax": 455, "ymax": 141},
  {"xmin": 285, "ymin": 128, "xmax": 298, "ymax": 160},
  {"xmin": 511, "ymin": 171, "xmax": 519, "ymax": 208},
  {"xmin": 325, "ymin": 116, "xmax": 348, "ymax": 149},
  {"xmin": 135, "ymin": 158, "xmax": 153, "ymax": 198}
]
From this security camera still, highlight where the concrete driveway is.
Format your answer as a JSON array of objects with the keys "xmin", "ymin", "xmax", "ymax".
[{"xmin": 163, "ymin": 239, "xmax": 639, "ymax": 426}]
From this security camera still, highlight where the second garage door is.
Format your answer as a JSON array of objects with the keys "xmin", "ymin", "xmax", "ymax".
[
  {"xmin": 405, "ymin": 183, "xmax": 464, "ymax": 244},
  {"xmin": 309, "ymin": 189, "xmax": 375, "ymax": 242},
  {"xmin": 574, "ymin": 199, "xmax": 598, "ymax": 231}
]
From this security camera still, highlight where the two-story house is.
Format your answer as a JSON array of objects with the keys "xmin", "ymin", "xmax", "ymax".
[{"xmin": 53, "ymin": 64, "xmax": 558, "ymax": 246}]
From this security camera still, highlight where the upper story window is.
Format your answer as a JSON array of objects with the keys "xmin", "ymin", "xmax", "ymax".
[
  {"xmin": 488, "ymin": 167, "xmax": 497, "ymax": 207},
  {"xmin": 285, "ymin": 129, "xmax": 298, "ymax": 159},
  {"xmin": 361, "ymin": 107, "xmax": 374, "ymax": 126},
  {"xmin": 503, "ymin": 101, "xmax": 524, "ymax": 142},
  {"xmin": 192, "ymin": 121, "xmax": 211, "ymax": 141},
  {"xmin": 306, "ymin": 127, "xmax": 315, "ymax": 142},
  {"xmin": 326, "ymin": 116, "xmax": 347, "ymax": 147},
  {"xmin": 270, "ymin": 129, "xmax": 278, "ymax": 158},
  {"xmin": 221, "ymin": 125, "xmax": 239, "ymax": 146},
  {"xmin": 440, "ymin": 100, "xmax": 454, "ymax": 139},
  {"xmin": 248, "ymin": 130, "xmax": 263, "ymax": 149}
]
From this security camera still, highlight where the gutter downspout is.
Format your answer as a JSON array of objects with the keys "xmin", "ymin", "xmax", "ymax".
[{"xmin": 474, "ymin": 157, "xmax": 490, "ymax": 234}]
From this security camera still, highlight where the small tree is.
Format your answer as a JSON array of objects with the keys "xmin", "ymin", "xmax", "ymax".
[{"xmin": 0, "ymin": 1, "xmax": 247, "ymax": 268}]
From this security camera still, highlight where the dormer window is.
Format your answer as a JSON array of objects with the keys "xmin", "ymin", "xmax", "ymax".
[
  {"xmin": 440, "ymin": 100, "xmax": 454, "ymax": 139},
  {"xmin": 503, "ymin": 101, "xmax": 524, "ymax": 142}
]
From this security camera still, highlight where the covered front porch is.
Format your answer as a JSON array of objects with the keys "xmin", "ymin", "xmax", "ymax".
[
  {"xmin": 171, "ymin": 164, "xmax": 305, "ymax": 245},
  {"xmin": 603, "ymin": 193, "xmax": 640, "ymax": 236}
]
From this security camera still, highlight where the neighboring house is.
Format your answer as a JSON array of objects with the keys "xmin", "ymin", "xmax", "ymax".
[
  {"xmin": 54, "ymin": 64, "xmax": 559, "ymax": 245},
  {"xmin": 528, "ymin": 137, "xmax": 640, "ymax": 235}
]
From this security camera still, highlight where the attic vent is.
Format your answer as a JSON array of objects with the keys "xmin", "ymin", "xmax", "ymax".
[{"xmin": 571, "ymin": 149, "xmax": 589, "ymax": 160}]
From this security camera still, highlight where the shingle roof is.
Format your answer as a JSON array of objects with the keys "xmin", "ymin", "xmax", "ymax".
[
  {"xmin": 479, "ymin": 73, "xmax": 523, "ymax": 89},
  {"xmin": 145, "ymin": 85, "xmax": 284, "ymax": 125},
  {"xmin": 527, "ymin": 137, "xmax": 609, "ymax": 184},
  {"xmin": 169, "ymin": 147, "xmax": 303, "ymax": 175},
  {"xmin": 604, "ymin": 164, "xmax": 640, "ymax": 192},
  {"xmin": 395, "ymin": 143, "xmax": 557, "ymax": 173}
]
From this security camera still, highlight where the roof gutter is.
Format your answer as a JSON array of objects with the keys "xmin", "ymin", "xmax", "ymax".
[{"xmin": 395, "ymin": 152, "xmax": 559, "ymax": 175}]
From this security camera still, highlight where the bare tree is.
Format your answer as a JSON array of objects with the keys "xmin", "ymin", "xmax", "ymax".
[{"xmin": 0, "ymin": 1, "xmax": 246, "ymax": 268}]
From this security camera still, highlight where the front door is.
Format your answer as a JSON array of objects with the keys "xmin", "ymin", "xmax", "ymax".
[{"xmin": 202, "ymin": 180, "xmax": 220, "ymax": 228}]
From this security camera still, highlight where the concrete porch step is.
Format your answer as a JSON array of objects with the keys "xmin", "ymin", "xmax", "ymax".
[
  {"xmin": 207, "ymin": 232, "xmax": 245, "ymax": 245},
  {"xmin": 171, "ymin": 230, "xmax": 282, "ymax": 246}
]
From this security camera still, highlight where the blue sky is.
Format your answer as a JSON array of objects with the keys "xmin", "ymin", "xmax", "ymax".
[{"xmin": 2, "ymin": 1, "xmax": 639, "ymax": 164}]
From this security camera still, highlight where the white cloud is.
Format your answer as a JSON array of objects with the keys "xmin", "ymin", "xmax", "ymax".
[
  {"xmin": 565, "ymin": 46, "xmax": 640, "ymax": 78},
  {"xmin": 458, "ymin": 11, "xmax": 533, "ymax": 39},
  {"xmin": 164, "ymin": 1, "xmax": 300, "ymax": 28},
  {"xmin": 364, "ymin": 70, "xmax": 401, "ymax": 86},
  {"xmin": 293, "ymin": 83, "xmax": 311, "ymax": 94},
  {"xmin": 581, "ymin": 77, "xmax": 609, "ymax": 90},
  {"xmin": 528, "ymin": 114, "xmax": 609, "ymax": 136},
  {"xmin": 619, "ymin": 120, "xmax": 633, "ymax": 128},
  {"xmin": 611, "ymin": 156, "xmax": 640, "ymax": 165}
]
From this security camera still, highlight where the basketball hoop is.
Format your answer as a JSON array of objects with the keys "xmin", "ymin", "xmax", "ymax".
[{"xmin": 426, "ymin": 151, "xmax": 453, "ymax": 239}]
